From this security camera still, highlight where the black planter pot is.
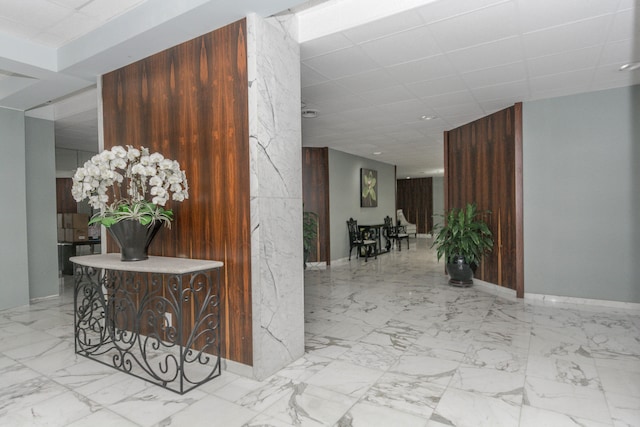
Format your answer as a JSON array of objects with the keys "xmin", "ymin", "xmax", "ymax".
[
  {"xmin": 446, "ymin": 255, "xmax": 474, "ymax": 287},
  {"xmin": 107, "ymin": 220, "xmax": 163, "ymax": 261}
]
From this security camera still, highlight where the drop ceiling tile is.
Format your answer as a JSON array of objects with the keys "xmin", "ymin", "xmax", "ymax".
[
  {"xmin": 0, "ymin": 16, "xmax": 40, "ymax": 39},
  {"xmin": 427, "ymin": 2, "xmax": 519, "ymax": 52},
  {"xmin": 359, "ymin": 25, "xmax": 441, "ymax": 67},
  {"xmin": 310, "ymin": 96, "xmax": 370, "ymax": 115},
  {"xmin": 405, "ymin": 75, "xmax": 466, "ymax": 98},
  {"xmin": 461, "ymin": 61, "xmax": 527, "ymax": 89},
  {"xmin": 471, "ymin": 80, "xmax": 529, "ymax": 102},
  {"xmin": 529, "ymin": 69, "xmax": 595, "ymax": 96},
  {"xmin": 358, "ymin": 84, "xmax": 415, "ymax": 105},
  {"xmin": 592, "ymin": 65, "xmax": 640, "ymax": 88},
  {"xmin": 608, "ymin": 9, "xmax": 638, "ymax": 42},
  {"xmin": 385, "ymin": 54, "xmax": 456, "ymax": 84},
  {"xmin": 415, "ymin": 0, "xmax": 506, "ymax": 24},
  {"xmin": 376, "ymin": 98, "xmax": 431, "ymax": 119},
  {"xmin": 302, "ymin": 80, "xmax": 355, "ymax": 102},
  {"xmin": 599, "ymin": 39, "xmax": 637, "ymax": 66},
  {"xmin": 301, "ymin": 63, "xmax": 329, "ymax": 87},
  {"xmin": 49, "ymin": 0, "xmax": 92, "ymax": 9},
  {"xmin": 343, "ymin": 9, "xmax": 425, "ymax": 44},
  {"xmin": 303, "ymin": 45, "xmax": 380, "ymax": 79},
  {"xmin": 446, "ymin": 36, "xmax": 524, "ymax": 72},
  {"xmin": 526, "ymin": 46, "xmax": 601, "ymax": 78},
  {"xmin": 421, "ymin": 90, "xmax": 476, "ymax": 109},
  {"xmin": 522, "ymin": 15, "xmax": 612, "ymax": 58},
  {"xmin": 77, "ymin": 0, "xmax": 146, "ymax": 21},
  {"xmin": 300, "ymin": 32, "xmax": 354, "ymax": 60},
  {"xmin": 45, "ymin": 12, "xmax": 101, "ymax": 42},
  {"xmin": 333, "ymin": 68, "xmax": 396, "ymax": 93},
  {"xmin": 518, "ymin": 0, "xmax": 618, "ymax": 33},
  {"xmin": 0, "ymin": 0, "xmax": 71, "ymax": 24}
]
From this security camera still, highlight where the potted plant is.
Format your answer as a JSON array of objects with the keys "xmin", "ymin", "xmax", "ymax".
[
  {"xmin": 431, "ymin": 203, "xmax": 493, "ymax": 286},
  {"xmin": 71, "ymin": 145, "xmax": 189, "ymax": 261},
  {"xmin": 303, "ymin": 211, "xmax": 318, "ymax": 269}
]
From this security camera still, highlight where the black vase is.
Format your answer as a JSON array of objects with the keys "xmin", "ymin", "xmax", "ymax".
[
  {"xmin": 446, "ymin": 255, "xmax": 474, "ymax": 287},
  {"xmin": 107, "ymin": 220, "xmax": 163, "ymax": 261}
]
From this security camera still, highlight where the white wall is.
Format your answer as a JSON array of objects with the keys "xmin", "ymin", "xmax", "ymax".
[
  {"xmin": 523, "ymin": 85, "xmax": 640, "ymax": 303},
  {"xmin": 328, "ymin": 149, "xmax": 396, "ymax": 260},
  {"xmin": 25, "ymin": 117, "xmax": 59, "ymax": 300},
  {"xmin": 432, "ymin": 176, "xmax": 444, "ymax": 232},
  {"xmin": 0, "ymin": 108, "xmax": 30, "ymax": 310}
]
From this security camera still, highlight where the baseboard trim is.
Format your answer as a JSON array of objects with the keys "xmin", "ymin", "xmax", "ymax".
[{"xmin": 472, "ymin": 278, "xmax": 640, "ymax": 310}]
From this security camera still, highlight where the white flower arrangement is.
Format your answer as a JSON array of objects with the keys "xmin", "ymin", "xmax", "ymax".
[{"xmin": 71, "ymin": 145, "xmax": 189, "ymax": 227}]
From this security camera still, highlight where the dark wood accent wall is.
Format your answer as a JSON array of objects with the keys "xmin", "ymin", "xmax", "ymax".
[
  {"xmin": 302, "ymin": 147, "xmax": 330, "ymax": 263},
  {"xmin": 101, "ymin": 19, "xmax": 252, "ymax": 364},
  {"xmin": 56, "ymin": 178, "xmax": 77, "ymax": 213},
  {"xmin": 396, "ymin": 177, "xmax": 433, "ymax": 233},
  {"xmin": 444, "ymin": 103, "xmax": 523, "ymax": 295}
]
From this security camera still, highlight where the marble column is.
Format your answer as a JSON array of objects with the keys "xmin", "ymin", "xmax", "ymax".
[{"xmin": 246, "ymin": 13, "xmax": 304, "ymax": 380}]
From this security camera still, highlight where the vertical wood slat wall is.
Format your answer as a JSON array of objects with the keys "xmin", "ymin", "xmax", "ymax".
[
  {"xmin": 302, "ymin": 147, "xmax": 330, "ymax": 263},
  {"xmin": 56, "ymin": 178, "xmax": 78, "ymax": 213},
  {"xmin": 101, "ymin": 19, "xmax": 253, "ymax": 365},
  {"xmin": 396, "ymin": 178, "xmax": 433, "ymax": 234},
  {"xmin": 444, "ymin": 104, "xmax": 523, "ymax": 294}
]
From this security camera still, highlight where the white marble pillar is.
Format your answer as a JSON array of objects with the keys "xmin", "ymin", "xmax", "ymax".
[{"xmin": 246, "ymin": 13, "xmax": 304, "ymax": 380}]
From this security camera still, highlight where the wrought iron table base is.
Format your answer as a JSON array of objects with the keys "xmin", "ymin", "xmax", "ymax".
[{"xmin": 73, "ymin": 261, "xmax": 221, "ymax": 394}]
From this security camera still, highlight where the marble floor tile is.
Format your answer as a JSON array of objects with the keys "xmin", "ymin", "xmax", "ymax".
[
  {"xmin": 519, "ymin": 404, "xmax": 612, "ymax": 427},
  {"xmin": 432, "ymin": 387, "xmax": 521, "ymax": 427},
  {"xmin": 526, "ymin": 354, "xmax": 601, "ymax": 389},
  {"xmin": 0, "ymin": 390, "xmax": 99, "ymax": 427},
  {"xmin": 263, "ymin": 383, "xmax": 356, "ymax": 426},
  {"xmin": 391, "ymin": 353, "xmax": 460, "ymax": 384},
  {"xmin": 107, "ymin": 386, "xmax": 206, "ymax": 426},
  {"xmin": 604, "ymin": 390, "xmax": 640, "ymax": 427},
  {"xmin": 524, "ymin": 376, "xmax": 612, "ymax": 424},
  {"xmin": 362, "ymin": 371, "xmax": 446, "ymax": 418},
  {"xmin": 159, "ymin": 394, "xmax": 258, "ymax": 427},
  {"xmin": 597, "ymin": 366, "xmax": 640, "ymax": 397},
  {"xmin": 67, "ymin": 409, "xmax": 140, "ymax": 426},
  {"xmin": 337, "ymin": 401, "xmax": 428, "ymax": 427},
  {"xmin": 0, "ymin": 239, "xmax": 638, "ymax": 426},
  {"xmin": 306, "ymin": 360, "xmax": 383, "ymax": 398},
  {"xmin": 449, "ymin": 364, "xmax": 525, "ymax": 405}
]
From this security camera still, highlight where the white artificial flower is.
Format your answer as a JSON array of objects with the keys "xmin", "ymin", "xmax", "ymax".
[
  {"xmin": 127, "ymin": 146, "xmax": 141, "ymax": 160},
  {"xmin": 131, "ymin": 164, "xmax": 146, "ymax": 175},
  {"xmin": 149, "ymin": 152, "xmax": 164, "ymax": 163},
  {"xmin": 111, "ymin": 146, "xmax": 127, "ymax": 158},
  {"xmin": 71, "ymin": 145, "xmax": 189, "ymax": 216},
  {"xmin": 149, "ymin": 176, "xmax": 163, "ymax": 187}
]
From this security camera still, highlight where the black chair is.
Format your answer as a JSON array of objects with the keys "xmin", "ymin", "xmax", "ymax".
[
  {"xmin": 383, "ymin": 215, "xmax": 409, "ymax": 251},
  {"xmin": 347, "ymin": 218, "xmax": 377, "ymax": 261}
]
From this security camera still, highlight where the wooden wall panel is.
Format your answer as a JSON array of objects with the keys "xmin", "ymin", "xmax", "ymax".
[
  {"xmin": 302, "ymin": 147, "xmax": 330, "ymax": 263},
  {"xmin": 56, "ymin": 178, "xmax": 77, "ymax": 213},
  {"xmin": 102, "ymin": 19, "xmax": 252, "ymax": 365},
  {"xmin": 396, "ymin": 178, "xmax": 433, "ymax": 233},
  {"xmin": 444, "ymin": 104, "xmax": 523, "ymax": 292}
]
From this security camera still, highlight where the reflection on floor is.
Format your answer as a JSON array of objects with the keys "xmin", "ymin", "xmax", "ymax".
[{"xmin": 0, "ymin": 239, "xmax": 639, "ymax": 426}]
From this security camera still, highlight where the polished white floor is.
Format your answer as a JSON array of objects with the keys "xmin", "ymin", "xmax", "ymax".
[{"xmin": 0, "ymin": 239, "xmax": 639, "ymax": 426}]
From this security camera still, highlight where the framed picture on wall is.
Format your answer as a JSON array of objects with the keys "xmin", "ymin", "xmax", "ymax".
[{"xmin": 360, "ymin": 168, "xmax": 378, "ymax": 207}]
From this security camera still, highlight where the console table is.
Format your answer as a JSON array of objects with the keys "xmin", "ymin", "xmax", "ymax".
[{"xmin": 70, "ymin": 254, "xmax": 223, "ymax": 394}]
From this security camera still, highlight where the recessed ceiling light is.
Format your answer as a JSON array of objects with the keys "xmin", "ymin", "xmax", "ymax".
[
  {"xmin": 302, "ymin": 109, "xmax": 318, "ymax": 118},
  {"xmin": 619, "ymin": 62, "xmax": 640, "ymax": 72},
  {"xmin": 373, "ymin": 151, "xmax": 382, "ymax": 155},
  {"xmin": 406, "ymin": 176, "xmax": 411, "ymax": 179},
  {"xmin": 420, "ymin": 115, "xmax": 437, "ymax": 121}
]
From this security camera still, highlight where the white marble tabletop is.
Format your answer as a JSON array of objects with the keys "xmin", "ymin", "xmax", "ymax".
[{"xmin": 69, "ymin": 253, "xmax": 223, "ymax": 274}]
